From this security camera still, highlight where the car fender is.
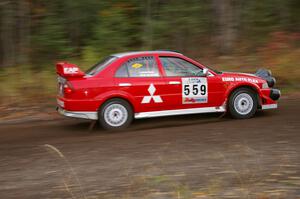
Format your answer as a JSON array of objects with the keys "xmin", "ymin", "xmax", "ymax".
[
  {"xmin": 94, "ymin": 90, "xmax": 136, "ymax": 111},
  {"xmin": 225, "ymin": 82, "xmax": 263, "ymax": 103}
]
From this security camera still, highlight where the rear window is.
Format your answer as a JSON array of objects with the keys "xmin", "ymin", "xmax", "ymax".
[
  {"xmin": 115, "ymin": 56, "xmax": 160, "ymax": 77},
  {"xmin": 86, "ymin": 56, "xmax": 117, "ymax": 76}
]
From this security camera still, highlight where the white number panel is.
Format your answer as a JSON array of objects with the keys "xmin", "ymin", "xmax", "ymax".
[{"xmin": 182, "ymin": 77, "xmax": 208, "ymax": 104}]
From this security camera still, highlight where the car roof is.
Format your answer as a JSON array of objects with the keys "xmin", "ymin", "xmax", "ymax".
[{"xmin": 112, "ymin": 50, "xmax": 182, "ymax": 58}]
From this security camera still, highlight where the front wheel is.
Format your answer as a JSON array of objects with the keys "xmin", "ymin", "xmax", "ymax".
[
  {"xmin": 228, "ymin": 88, "xmax": 258, "ymax": 119},
  {"xmin": 99, "ymin": 99, "xmax": 133, "ymax": 130}
]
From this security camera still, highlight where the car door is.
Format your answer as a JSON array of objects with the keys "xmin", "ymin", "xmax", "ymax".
[
  {"xmin": 158, "ymin": 56, "xmax": 225, "ymax": 110},
  {"xmin": 114, "ymin": 55, "xmax": 166, "ymax": 113}
]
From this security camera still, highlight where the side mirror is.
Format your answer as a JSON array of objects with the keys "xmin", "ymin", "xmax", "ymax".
[{"xmin": 202, "ymin": 68, "xmax": 209, "ymax": 76}]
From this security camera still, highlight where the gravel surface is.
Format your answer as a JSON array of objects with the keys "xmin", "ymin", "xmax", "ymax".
[{"xmin": 0, "ymin": 98, "xmax": 299, "ymax": 199}]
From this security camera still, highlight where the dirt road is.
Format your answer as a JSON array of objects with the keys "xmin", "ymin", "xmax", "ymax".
[{"xmin": 0, "ymin": 98, "xmax": 299, "ymax": 199}]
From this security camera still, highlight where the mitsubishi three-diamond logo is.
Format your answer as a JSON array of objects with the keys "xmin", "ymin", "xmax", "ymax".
[{"xmin": 142, "ymin": 84, "xmax": 163, "ymax": 104}]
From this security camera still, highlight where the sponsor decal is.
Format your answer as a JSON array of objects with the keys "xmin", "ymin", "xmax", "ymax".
[
  {"xmin": 63, "ymin": 67, "xmax": 79, "ymax": 74},
  {"xmin": 142, "ymin": 84, "xmax": 163, "ymax": 104},
  {"xmin": 139, "ymin": 71, "xmax": 156, "ymax": 77},
  {"xmin": 222, "ymin": 77, "xmax": 259, "ymax": 83},
  {"xmin": 132, "ymin": 63, "xmax": 143, "ymax": 69},
  {"xmin": 182, "ymin": 77, "xmax": 208, "ymax": 104}
]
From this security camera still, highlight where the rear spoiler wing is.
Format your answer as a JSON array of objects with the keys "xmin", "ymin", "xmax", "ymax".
[{"xmin": 56, "ymin": 62, "xmax": 85, "ymax": 79}]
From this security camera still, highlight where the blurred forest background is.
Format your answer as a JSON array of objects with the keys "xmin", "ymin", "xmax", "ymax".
[{"xmin": 0, "ymin": 0, "xmax": 299, "ymax": 108}]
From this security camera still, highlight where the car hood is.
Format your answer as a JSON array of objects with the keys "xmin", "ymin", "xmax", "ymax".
[
  {"xmin": 220, "ymin": 69, "xmax": 276, "ymax": 88},
  {"xmin": 221, "ymin": 71, "xmax": 263, "ymax": 79},
  {"xmin": 220, "ymin": 71, "xmax": 265, "ymax": 84}
]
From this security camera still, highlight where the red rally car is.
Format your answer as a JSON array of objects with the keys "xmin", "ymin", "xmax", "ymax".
[{"xmin": 56, "ymin": 51, "xmax": 280, "ymax": 129}]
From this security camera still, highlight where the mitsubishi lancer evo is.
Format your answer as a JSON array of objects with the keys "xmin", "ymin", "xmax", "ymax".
[{"xmin": 56, "ymin": 51, "xmax": 280, "ymax": 129}]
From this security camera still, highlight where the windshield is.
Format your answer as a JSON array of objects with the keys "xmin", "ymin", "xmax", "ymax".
[
  {"xmin": 86, "ymin": 56, "xmax": 117, "ymax": 76},
  {"xmin": 204, "ymin": 64, "xmax": 222, "ymax": 74},
  {"xmin": 191, "ymin": 58, "xmax": 222, "ymax": 74}
]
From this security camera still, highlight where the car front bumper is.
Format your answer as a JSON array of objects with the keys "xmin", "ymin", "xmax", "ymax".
[
  {"xmin": 259, "ymin": 88, "xmax": 280, "ymax": 110},
  {"xmin": 270, "ymin": 88, "xmax": 281, "ymax": 101},
  {"xmin": 261, "ymin": 103, "xmax": 278, "ymax": 110}
]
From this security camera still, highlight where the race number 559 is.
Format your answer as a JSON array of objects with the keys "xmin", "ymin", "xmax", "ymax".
[
  {"xmin": 183, "ymin": 84, "xmax": 206, "ymax": 96},
  {"xmin": 182, "ymin": 77, "xmax": 208, "ymax": 104}
]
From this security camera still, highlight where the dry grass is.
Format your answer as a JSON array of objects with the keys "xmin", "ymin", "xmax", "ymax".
[
  {"xmin": 43, "ymin": 144, "xmax": 87, "ymax": 199},
  {"xmin": 41, "ymin": 143, "xmax": 297, "ymax": 199}
]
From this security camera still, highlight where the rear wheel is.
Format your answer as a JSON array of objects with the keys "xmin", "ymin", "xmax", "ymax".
[
  {"xmin": 229, "ymin": 88, "xmax": 258, "ymax": 119},
  {"xmin": 99, "ymin": 99, "xmax": 133, "ymax": 130}
]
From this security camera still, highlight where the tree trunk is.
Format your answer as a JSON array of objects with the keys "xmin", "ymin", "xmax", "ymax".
[
  {"xmin": 0, "ymin": 0, "xmax": 16, "ymax": 67},
  {"xmin": 213, "ymin": 0, "xmax": 238, "ymax": 55},
  {"xmin": 17, "ymin": 0, "xmax": 30, "ymax": 64}
]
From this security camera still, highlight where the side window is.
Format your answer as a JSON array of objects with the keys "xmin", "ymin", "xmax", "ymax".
[
  {"xmin": 159, "ymin": 57, "xmax": 204, "ymax": 77},
  {"xmin": 115, "ymin": 64, "xmax": 129, "ymax": 77},
  {"xmin": 115, "ymin": 56, "xmax": 160, "ymax": 77}
]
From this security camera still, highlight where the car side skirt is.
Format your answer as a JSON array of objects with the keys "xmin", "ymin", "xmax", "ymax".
[
  {"xmin": 134, "ymin": 106, "xmax": 226, "ymax": 119},
  {"xmin": 58, "ymin": 106, "xmax": 226, "ymax": 120}
]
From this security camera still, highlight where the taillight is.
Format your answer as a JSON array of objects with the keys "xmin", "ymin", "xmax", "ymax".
[{"xmin": 63, "ymin": 82, "xmax": 74, "ymax": 94}]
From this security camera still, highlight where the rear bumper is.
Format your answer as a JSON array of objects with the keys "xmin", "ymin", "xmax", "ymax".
[
  {"xmin": 57, "ymin": 96, "xmax": 100, "ymax": 111},
  {"xmin": 57, "ymin": 107, "xmax": 98, "ymax": 120},
  {"xmin": 56, "ymin": 96, "xmax": 99, "ymax": 120}
]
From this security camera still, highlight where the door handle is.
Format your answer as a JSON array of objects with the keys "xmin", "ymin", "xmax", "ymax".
[
  {"xmin": 119, "ymin": 83, "xmax": 132, "ymax": 87},
  {"xmin": 169, "ymin": 81, "xmax": 181, "ymax": 85}
]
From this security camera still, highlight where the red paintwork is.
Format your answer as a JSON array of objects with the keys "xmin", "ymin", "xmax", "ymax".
[{"xmin": 56, "ymin": 52, "xmax": 277, "ymax": 114}]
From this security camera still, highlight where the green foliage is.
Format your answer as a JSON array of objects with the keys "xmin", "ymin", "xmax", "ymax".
[
  {"xmin": 138, "ymin": 0, "xmax": 213, "ymax": 52},
  {"xmin": 31, "ymin": 1, "xmax": 73, "ymax": 61},
  {"xmin": 32, "ymin": 16, "xmax": 72, "ymax": 59},
  {"xmin": 16, "ymin": 0, "xmax": 300, "ymax": 63},
  {"xmin": 89, "ymin": 2, "xmax": 137, "ymax": 56}
]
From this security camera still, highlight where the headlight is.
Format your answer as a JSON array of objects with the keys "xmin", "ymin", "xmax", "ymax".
[{"xmin": 262, "ymin": 82, "xmax": 269, "ymax": 89}]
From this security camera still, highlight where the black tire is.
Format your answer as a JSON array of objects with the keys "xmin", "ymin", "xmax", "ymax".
[
  {"xmin": 99, "ymin": 99, "xmax": 133, "ymax": 130},
  {"xmin": 228, "ymin": 88, "xmax": 258, "ymax": 119}
]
